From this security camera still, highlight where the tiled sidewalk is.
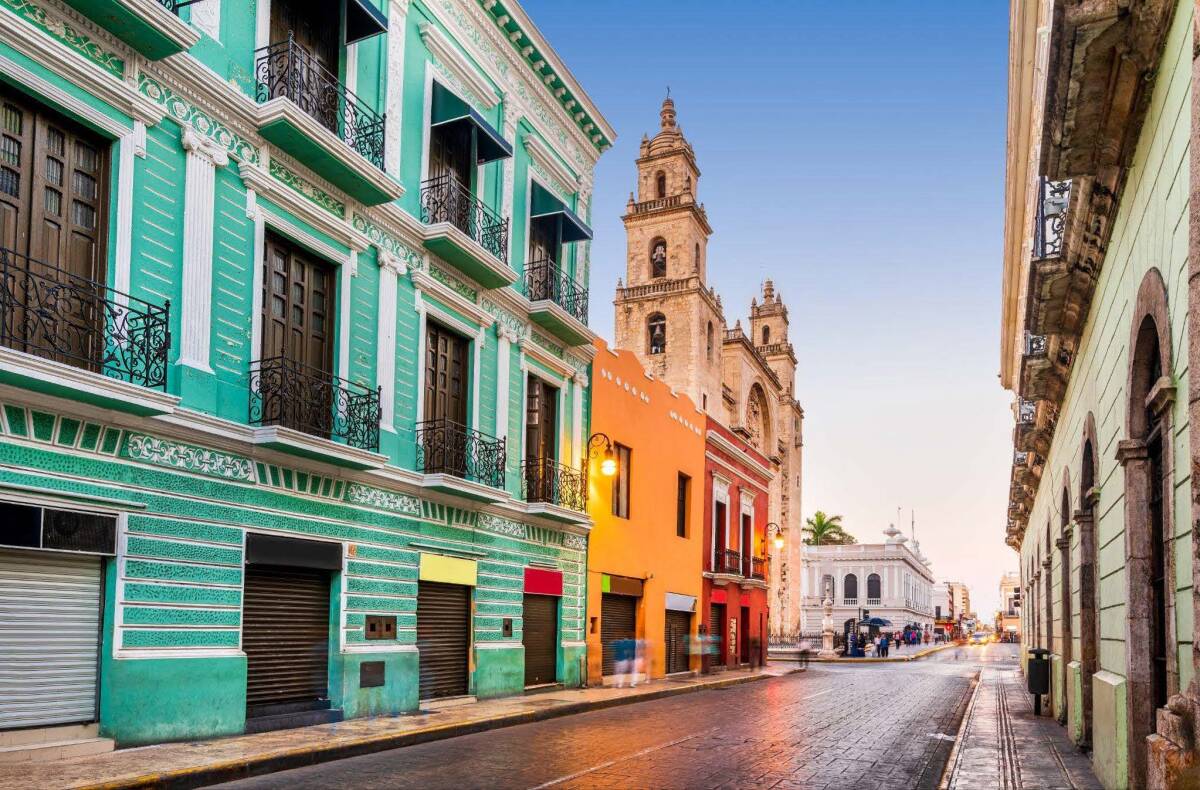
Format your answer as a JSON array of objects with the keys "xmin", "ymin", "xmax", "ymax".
[
  {"xmin": 942, "ymin": 667, "xmax": 1102, "ymax": 789},
  {"xmin": 0, "ymin": 667, "xmax": 787, "ymax": 790}
]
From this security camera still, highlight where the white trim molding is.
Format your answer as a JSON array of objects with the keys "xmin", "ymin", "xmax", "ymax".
[
  {"xmin": 410, "ymin": 269, "xmax": 495, "ymax": 328},
  {"xmin": 0, "ymin": 347, "xmax": 180, "ymax": 416},
  {"xmin": 523, "ymin": 133, "xmax": 579, "ymax": 189},
  {"xmin": 176, "ymin": 127, "xmax": 229, "ymax": 374},
  {"xmin": 418, "ymin": 21, "xmax": 499, "ymax": 108},
  {"xmin": 376, "ymin": 252, "xmax": 406, "ymax": 433},
  {"xmin": 519, "ymin": 337, "xmax": 575, "ymax": 380},
  {"xmin": 237, "ymin": 160, "xmax": 372, "ymax": 252}
]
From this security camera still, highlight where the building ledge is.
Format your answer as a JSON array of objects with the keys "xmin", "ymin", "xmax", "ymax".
[
  {"xmin": 62, "ymin": 0, "xmax": 200, "ymax": 60},
  {"xmin": 255, "ymin": 98, "xmax": 402, "ymax": 206},
  {"xmin": 519, "ymin": 500, "xmax": 589, "ymax": 525},
  {"xmin": 423, "ymin": 223, "xmax": 517, "ymax": 289},
  {"xmin": 527, "ymin": 299, "xmax": 595, "ymax": 347},
  {"xmin": 419, "ymin": 473, "xmax": 510, "ymax": 503},
  {"xmin": 0, "ymin": 347, "xmax": 179, "ymax": 417},
  {"xmin": 250, "ymin": 425, "xmax": 388, "ymax": 470}
]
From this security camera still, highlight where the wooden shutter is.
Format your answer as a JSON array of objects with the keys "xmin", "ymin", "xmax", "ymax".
[
  {"xmin": 243, "ymin": 564, "xmax": 332, "ymax": 714},
  {"xmin": 260, "ymin": 233, "xmax": 333, "ymax": 372},
  {"xmin": 525, "ymin": 375, "xmax": 557, "ymax": 464},
  {"xmin": 424, "ymin": 323, "xmax": 468, "ymax": 424},
  {"xmin": 664, "ymin": 609, "xmax": 691, "ymax": 675},
  {"xmin": 429, "ymin": 122, "xmax": 472, "ymax": 187},
  {"xmin": 599, "ymin": 593, "xmax": 636, "ymax": 676},
  {"xmin": 522, "ymin": 593, "xmax": 558, "ymax": 686},
  {"xmin": 417, "ymin": 581, "xmax": 470, "ymax": 700}
]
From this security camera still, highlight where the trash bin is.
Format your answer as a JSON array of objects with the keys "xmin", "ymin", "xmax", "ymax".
[{"xmin": 1027, "ymin": 648, "xmax": 1050, "ymax": 714}]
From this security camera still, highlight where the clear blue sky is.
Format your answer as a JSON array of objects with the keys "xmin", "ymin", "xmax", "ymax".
[{"xmin": 524, "ymin": 1, "xmax": 1016, "ymax": 617}]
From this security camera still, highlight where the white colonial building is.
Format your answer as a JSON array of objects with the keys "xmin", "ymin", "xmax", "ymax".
[{"xmin": 801, "ymin": 525, "xmax": 936, "ymax": 633}]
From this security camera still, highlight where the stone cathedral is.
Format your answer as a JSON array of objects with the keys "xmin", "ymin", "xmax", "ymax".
[{"xmin": 613, "ymin": 97, "xmax": 806, "ymax": 634}]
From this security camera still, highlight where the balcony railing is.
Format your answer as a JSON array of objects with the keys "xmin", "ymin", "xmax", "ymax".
[
  {"xmin": 521, "ymin": 457, "xmax": 585, "ymax": 512},
  {"xmin": 1017, "ymin": 398, "xmax": 1037, "ymax": 424},
  {"xmin": 249, "ymin": 356, "xmax": 381, "ymax": 451},
  {"xmin": 1033, "ymin": 177, "xmax": 1070, "ymax": 260},
  {"xmin": 843, "ymin": 597, "xmax": 858, "ymax": 606},
  {"xmin": 750, "ymin": 556, "xmax": 766, "ymax": 580},
  {"xmin": 255, "ymin": 35, "xmax": 386, "ymax": 169},
  {"xmin": 158, "ymin": 0, "xmax": 205, "ymax": 12},
  {"xmin": 524, "ymin": 260, "xmax": 587, "ymax": 325},
  {"xmin": 0, "ymin": 247, "xmax": 170, "ymax": 389},
  {"xmin": 416, "ymin": 418, "xmax": 506, "ymax": 488},
  {"xmin": 717, "ymin": 548, "xmax": 742, "ymax": 575},
  {"xmin": 1024, "ymin": 332, "xmax": 1048, "ymax": 358},
  {"xmin": 867, "ymin": 597, "xmax": 881, "ymax": 606},
  {"xmin": 420, "ymin": 174, "xmax": 510, "ymax": 263}
]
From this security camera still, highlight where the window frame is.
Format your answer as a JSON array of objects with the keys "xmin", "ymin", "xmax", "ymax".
[
  {"xmin": 675, "ymin": 472, "xmax": 690, "ymax": 538},
  {"xmin": 611, "ymin": 442, "xmax": 631, "ymax": 519}
]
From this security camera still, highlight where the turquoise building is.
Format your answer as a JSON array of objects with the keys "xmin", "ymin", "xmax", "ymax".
[{"xmin": 0, "ymin": 0, "xmax": 613, "ymax": 747}]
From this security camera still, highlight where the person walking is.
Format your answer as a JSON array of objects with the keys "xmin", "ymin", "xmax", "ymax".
[{"xmin": 880, "ymin": 634, "xmax": 889, "ymax": 658}]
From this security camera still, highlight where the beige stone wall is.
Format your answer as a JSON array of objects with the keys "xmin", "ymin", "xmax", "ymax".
[{"xmin": 623, "ymin": 210, "xmax": 709, "ymax": 286}]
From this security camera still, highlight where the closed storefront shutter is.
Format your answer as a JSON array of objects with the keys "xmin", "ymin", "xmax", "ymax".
[
  {"xmin": 522, "ymin": 593, "xmax": 558, "ymax": 686},
  {"xmin": 709, "ymin": 603, "xmax": 726, "ymax": 664},
  {"xmin": 417, "ymin": 581, "xmax": 470, "ymax": 700},
  {"xmin": 243, "ymin": 564, "xmax": 331, "ymax": 714},
  {"xmin": 0, "ymin": 549, "xmax": 101, "ymax": 730},
  {"xmin": 664, "ymin": 609, "xmax": 691, "ymax": 674},
  {"xmin": 600, "ymin": 593, "xmax": 636, "ymax": 676}
]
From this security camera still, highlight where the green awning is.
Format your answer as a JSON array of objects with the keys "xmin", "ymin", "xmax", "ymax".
[
  {"xmin": 530, "ymin": 182, "xmax": 592, "ymax": 243},
  {"xmin": 345, "ymin": 0, "xmax": 388, "ymax": 44},
  {"xmin": 431, "ymin": 82, "xmax": 512, "ymax": 165}
]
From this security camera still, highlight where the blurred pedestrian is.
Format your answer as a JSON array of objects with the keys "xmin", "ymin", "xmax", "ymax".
[{"xmin": 614, "ymin": 635, "xmax": 636, "ymax": 688}]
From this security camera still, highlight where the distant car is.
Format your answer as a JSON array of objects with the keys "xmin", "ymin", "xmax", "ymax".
[{"xmin": 970, "ymin": 632, "xmax": 988, "ymax": 645}]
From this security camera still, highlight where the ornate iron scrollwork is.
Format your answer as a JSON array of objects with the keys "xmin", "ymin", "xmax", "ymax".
[
  {"xmin": 521, "ymin": 457, "xmax": 585, "ymax": 512},
  {"xmin": 1017, "ymin": 398, "xmax": 1037, "ymax": 424},
  {"xmin": 419, "ymin": 174, "xmax": 510, "ymax": 263},
  {"xmin": 1024, "ymin": 332, "xmax": 1048, "ymax": 357},
  {"xmin": 1034, "ymin": 177, "xmax": 1070, "ymax": 260},
  {"xmin": 249, "ymin": 356, "xmax": 382, "ymax": 452},
  {"xmin": 524, "ymin": 259, "xmax": 588, "ymax": 326},
  {"xmin": 255, "ymin": 35, "xmax": 387, "ymax": 169},
  {"xmin": 415, "ymin": 418, "xmax": 506, "ymax": 488},
  {"xmin": 0, "ymin": 247, "xmax": 170, "ymax": 389}
]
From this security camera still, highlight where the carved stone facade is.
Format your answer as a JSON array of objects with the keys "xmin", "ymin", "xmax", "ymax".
[{"xmin": 613, "ymin": 98, "xmax": 805, "ymax": 635}]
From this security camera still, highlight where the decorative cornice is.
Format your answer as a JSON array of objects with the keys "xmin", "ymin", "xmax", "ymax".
[
  {"xmin": 519, "ymin": 336, "xmax": 575, "ymax": 379},
  {"xmin": 523, "ymin": 132, "xmax": 578, "ymax": 189},
  {"xmin": 239, "ymin": 161, "xmax": 370, "ymax": 253},
  {"xmin": 419, "ymin": 20, "xmax": 499, "ymax": 108},
  {"xmin": 705, "ymin": 428, "xmax": 772, "ymax": 479},
  {"xmin": 181, "ymin": 126, "xmax": 229, "ymax": 167},
  {"xmin": 411, "ymin": 268, "xmax": 494, "ymax": 327}
]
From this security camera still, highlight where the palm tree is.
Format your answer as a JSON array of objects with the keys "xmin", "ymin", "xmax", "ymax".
[{"xmin": 803, "ymin": 511, "xmax": 856, "ymax": 546}]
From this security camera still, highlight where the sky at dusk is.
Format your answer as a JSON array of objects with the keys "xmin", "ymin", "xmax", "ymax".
[{"xmin": 524, "ymin": 1, "xmax": 1017, "ymax": 617}]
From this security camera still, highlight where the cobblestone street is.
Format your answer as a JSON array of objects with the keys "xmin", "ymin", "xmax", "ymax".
[{"xmin": 218, "ymin": 651, "xmax": 991, "ymax": 790}]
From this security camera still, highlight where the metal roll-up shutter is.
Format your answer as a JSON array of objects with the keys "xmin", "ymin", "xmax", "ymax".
[
  {"xmin": 664, "ymin": 609, "xmax": 691, "ymax": 674},
  {"xmin": 244, "ymin": 564, "xmax": 331, "ymax": 714},
  {"xmin": 522, "ymin": 594, "xmax": 558, "ymax": 686},
  {"xmin": 417, "ymin": 581, "xmax": 470, "ymax": 700},
  {"xmin": 600, "ymin": 593, "xmax": 636, "ymax": 676},
  {"xmin": 0, "ymin": 549, "xmax": 101, "ymax": 730},
  {"xmin": 709, "ymin": 603, "xmax": 726, "ymax": 664}
]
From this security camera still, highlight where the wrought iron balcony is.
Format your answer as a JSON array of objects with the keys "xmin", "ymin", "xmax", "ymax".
[
  {"xmin": 717, "ymin": 548, "xmax": 742, "ymax": 575},
  {"xmin": 1017, "ymin": 398, "xmax": 1036, "ymax": 424},
  {"xmin": 1024, "ymin": 332, "xmax": 1048, "ymax": 358},
  {"xmin": 255, "ymin": 35, "xmax": 386, "ymax": 169},
  {"xmin": 416, "ymin": 418, "xmax": 506, "ymax": 488},
  {"xmin": 0, "ymin": 247, "xmax": 170, "ymax": 389},
  {"xmin": 750, "ymin": 556, "xmax": 766, "ymax": 580},
  {"xmin": 249, "ymin": 356, "xmax": 381, "ymax": 451},
  {"xmin": 521, "ymin": 457, "xmax": 585, "ymax": 512},
  {"xmin": 420, "ymin": 174, "xmax": 510, "ymax": 264},
  {"xmin": 158, "ymin": 0, "xmax": 204, "ymax": 12},
  {"xmin": 524, "ymin": 260, "xmax": 587, "ymax": 325},
  {"xmin": 1033, "ymin": 177, "xmax": 1071, "ymax": 260}
]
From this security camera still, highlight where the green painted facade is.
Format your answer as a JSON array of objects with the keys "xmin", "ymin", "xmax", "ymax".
[
  {"xmin": 1013, "ymin": 4, "xmax": 1192, "ymax": 788},
  {"xmin": 0, "ymin": 0, "xmax": 611, "ymax": 745}
]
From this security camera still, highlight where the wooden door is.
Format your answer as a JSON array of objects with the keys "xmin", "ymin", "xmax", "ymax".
[
  {"xmin": 429, "ymin": 123, "xmax": 472, "ymax": 188},
  {"xmin": 0, "ymin": 87, "xmax": 107, "ymax": 368},
  {"xmin": 524, "ymin": 374, "xmax": 557, "ymax": 463},
  {"xmin": 261, "ymin": 233, "xmax": 333, "ymax": 372},
  {"xmin": 423, "ymin": 323, "xmax": 468, "ymax": 425},
  {"xmin": 269, "ymin": 0, "xmax": 340, "ymax": 133}
]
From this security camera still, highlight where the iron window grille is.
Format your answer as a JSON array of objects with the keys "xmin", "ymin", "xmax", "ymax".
[
  {"xmin": 416, "ymin": 418, "xmax": 506, "ymax": 489},
  {"xmin": 524, "ymin": 259, "xmax": 587, "ymax": 325},
  {"xmin": 0, "ymin": 247, "xmax": 170, "ymax": 389},
  {"xmin": 1024, "ymin": 332, "xmax": 1048, "ymax": 358},
  {"xmin": 249, "ymin": 356, "xmax": 382, "ymax": 452},
  {"xmin": 1018, "ymin": 398, "xmax": 1037, "ymax": 424},
  {"xmin": 254, "ymin": 34, "xmax": 387, "ymax": 169},
  {"xmin": 1033, "ymin": 177, "xmax": 1070, "ymax": 260},
  {"xmin": 521, "ymin": 457, "xmax": 585, "ymax": 512},
  {"xmin": 420, "ymin": 173, "xmax": 510, "ymax": 263}
]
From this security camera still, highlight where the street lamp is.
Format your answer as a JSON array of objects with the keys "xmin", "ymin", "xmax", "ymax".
[
  {"xmin": 587, "ymin": 432, "xmax": 618, "ymax": 477},
  {"xmin": 766, "ymin": 522, "xmax": 785, "ymax": 550}
]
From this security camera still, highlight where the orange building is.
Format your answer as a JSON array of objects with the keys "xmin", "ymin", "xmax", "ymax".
[{"xmin": 585, "ymin": 339, "xmax": 706, "ymax": 684}]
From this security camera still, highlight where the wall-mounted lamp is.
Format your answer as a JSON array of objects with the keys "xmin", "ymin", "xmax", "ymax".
[
  {"xmin": 767, "ymin": 522, "xmax": 785, "ymax": 550},
  {"xmin": 587, "ymin": 432, "xmax": 617, "ymax": 477}
]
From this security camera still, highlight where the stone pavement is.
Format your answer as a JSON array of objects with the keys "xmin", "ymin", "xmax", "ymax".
[
  {"xmin": 0, "ymin": 666, "xmax": 787, "ymax": 790},
  {"xmin": 941, "ymin": 665, "xmax": 1103, "ymax": 789}
]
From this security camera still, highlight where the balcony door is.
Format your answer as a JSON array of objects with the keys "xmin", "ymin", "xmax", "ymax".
[
  {"xmin": 0, "ymin": 87, "xmax": 107, "ymax": 369},
  {"xmin": 524, "ymin": 375, "xmax": 557, "ymax": 501},
  {"xmin": 741, "ymin": 513, "xmax": 752, "ymax": 576},
  {"xmin": 269, "ymin": 0, "xmax": 340, "ymax": 133},
  {"xmin": 259, "ymin": 234, "xmax": 334, "ymax": 435}
]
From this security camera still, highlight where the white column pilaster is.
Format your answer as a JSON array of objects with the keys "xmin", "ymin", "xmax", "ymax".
[
  {"xmin": 385, "ymin": 0, "xmax": 409, "ymax": 178},
  {"xmin": 375, "ymin": 251, "xmax": 405, "ymax": 432},
  {"xmin": 178, "ymin": 128, "xmax": 228, "ymax": 373},
  {"xmin": 571, "ymin": 370, "xmax": 587, "ymax": 465},
  {"xmin": 494, "ymin": 324, "xmax": 518, "ymax": 442},
  {"xmin": 338, "ymin": 248, "xmax": 360, "ymax": 382}
]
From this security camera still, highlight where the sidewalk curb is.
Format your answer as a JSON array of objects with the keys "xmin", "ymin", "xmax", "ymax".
[
  {"xmin": 937, "ymin": 670, "xmax": 983, "ymax": 789},
  {"xmin": 80, "ymin": 672, "xmax": 782, "ymax": 790},
  {"xmin": 805, "ymin": 643, "xmax": 956, "ymax": 664}
]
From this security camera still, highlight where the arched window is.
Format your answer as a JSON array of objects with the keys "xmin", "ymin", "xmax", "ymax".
[
  {"xmin": 706, "ymin": 322, "xmax": 714, "ymax": 361},
  {"xmin": 762, "ymin": 326, "xmax": 770, "ymax": 345},
  {"xmin": 1059, "ymin": 483, "xmax": 1073, "ymax": 686},
  {"xmin": 655, "ymin": 171, "xmax": 666, "ymax": 199},
  {"xmin": 867, "ymin": 573, "xmax": 881, "ymax": 601},
  {"xmin": 843, "ymin": 573, "xmax": 858, "ymax": 603},
  {"xmin": 650, "ymin": 238, "xmax": 667, "ymax": 279},
  {"xmin": 1079, "ymin": 417, "xmax": 1098, "ymax": 746},
  {"xmin": 647, "ymin": 313, "xmax": 666, "ymax": 355},
  {"xmin": 745, "ymin": 384, "xmax": 770, "ymax": 450}
]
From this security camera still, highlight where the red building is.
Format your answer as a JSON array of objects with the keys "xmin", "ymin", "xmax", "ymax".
[{"xmin": 701, "ymin": 418, "xmax": 771, "ymax": 669}]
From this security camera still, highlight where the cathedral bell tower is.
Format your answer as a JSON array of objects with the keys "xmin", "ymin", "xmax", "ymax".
[{"xmin": 613, "ymin": 96, "xmax": 723, "ymax": 410}]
